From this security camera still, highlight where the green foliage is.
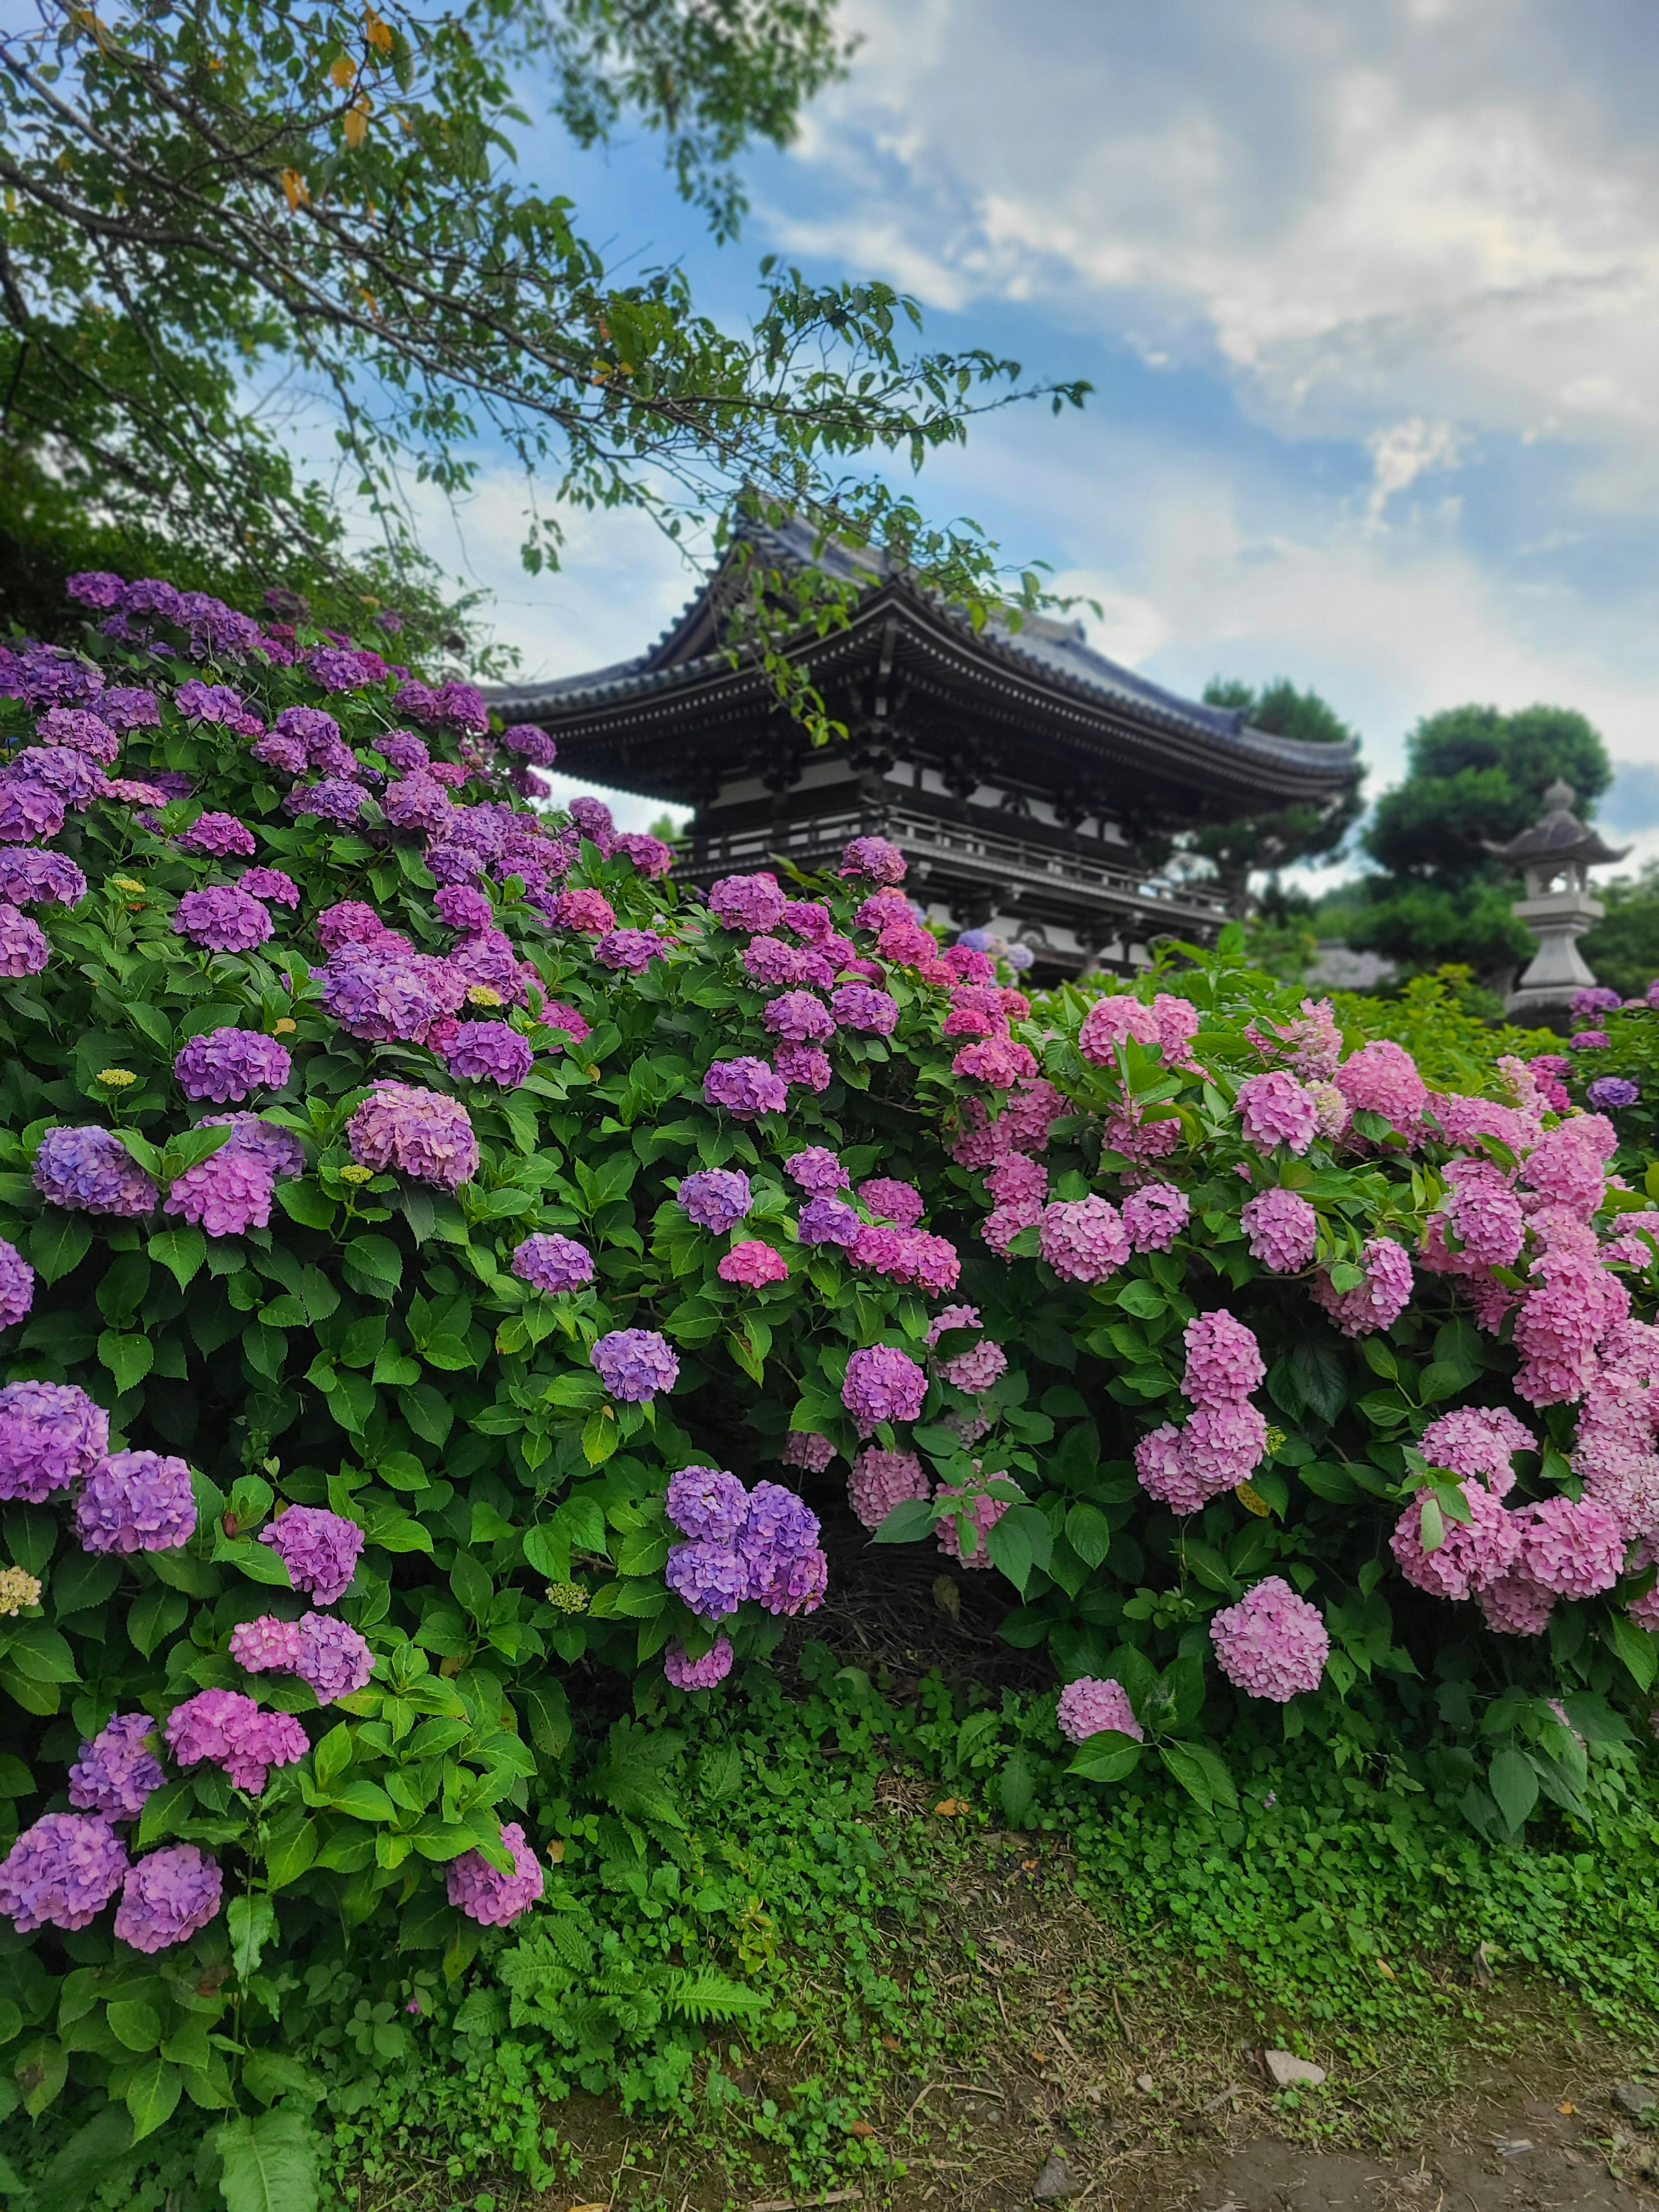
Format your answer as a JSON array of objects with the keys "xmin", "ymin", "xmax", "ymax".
[
  {"xmin": 1580, "ymin": 864, "xmax": 1659, "ymax": 1003},
  {"xmin": 1331, "ymin": 968, "xmax": 1560, "ymax": 1092},
  {"xmin": 1351, "ymin": 703, "xmax": 1613, "ymax": 982},
  {"xmin": 0, "ymin": 0, "xmax": 1084, "ymax": 670},
  {"xmin": 1186, "ymin": 678, "xmax": 1364, "ymax": 918}
]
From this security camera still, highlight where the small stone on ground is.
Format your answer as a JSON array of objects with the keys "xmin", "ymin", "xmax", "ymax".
[
  {"xmin": 1264, "ymin": 2050, "xmax": 1328, "ymax": 2089},
  {"xmin": 1033, "ymin": 2148, "xmax": 1084, "ymax": 2200}
]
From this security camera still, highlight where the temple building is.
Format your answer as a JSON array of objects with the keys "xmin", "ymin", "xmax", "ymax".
[{"xmin": 487, "ymin": 516, "xmax": 1360, "ymax": 978}]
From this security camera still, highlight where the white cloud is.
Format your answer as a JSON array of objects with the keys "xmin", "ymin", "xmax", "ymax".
[{"xmin": 1365, "ymin": 417, "xmax": 1465, "ymax": 526}]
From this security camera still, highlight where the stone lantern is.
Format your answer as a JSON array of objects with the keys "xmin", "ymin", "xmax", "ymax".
[{"xmin": 1487, "ymin": 780, "xmax": 1630, "ymax": 1024}]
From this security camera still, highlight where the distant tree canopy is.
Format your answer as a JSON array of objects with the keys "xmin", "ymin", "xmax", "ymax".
[
  {"xmin": 1187, "ymin": 677, "xmax": 1364, "ymax": 918},
  {"xmin": 1348, "ymin": 703, "xmax": 1614, "ymax": 984},
  {"xmin": 1580, "ymin": 864, "xmax": 1659, "ymax": 1001}
]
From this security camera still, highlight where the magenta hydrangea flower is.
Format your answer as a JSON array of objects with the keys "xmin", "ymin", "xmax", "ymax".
[
  {"xmin": 667, "ymin": 1466, "xmax": 750, "ymax": 1543},
  {"xmin": 830, "ymin": 982, "xmax": 899, "ymax": 1036},
  {"xmin": 435, "ymin": 884, "xmax": 493, "ymax": 931},
  {"xmin": 666, "ymin": 1539, "xmax": 750, "ymax": 1619},
  {"xmin": 0, "ymin": 1237, "xmax": 34, "ymax": 1330},
  {"xmin": 229, "ymin": 1615, "xmax": 304, "ymax": 1672},
  {"xmin": 594, "ymin": 927, "xmax": 669, "ymax": 974},
  {"xmin": 704, "ymin": 1057, "xmax": 788, "ymax": 1117},
  {"xmin": 164, "ymin": 1147, "xmax": 274, "ymax": 1236},
  {"xmin": 1121, "ymin": 1182, "xmax": 1190, "ymax": 1252},
  {"xmin": 0, "ymin": 1814, "xmax": 128, "ymax": 1932},
  {"xmin": 782, "ymin": 1430, "xmax": 836, "ymax": 1473},
  {"xmin": 677, "ymin": 1168, "xmax": 752, "ymax": 1230},
  {"xmin": 1182, "ymin": 1312, "xmax": 1265, "ymax": 1407},
  {"xmin": 718, "ymin": 1239, "xmax": 789, "ymax": 1285},
  {"xmin": 1333, "ymin": 1039, "xmax": 1427, "ymax": 1135},
  {"xmin": 548, "ymin": 887, "xmax": 615, "ymax": 933},
  {"xmin": 848, "ymin": 1446, "xmax": 929, "ymax": 1531},
  {"xmin": 439, "ymin": 1021, "xmax": 534, "ymax": 1087},
  {"xmin": 238, "ymin": 866, "xmax": 300, "ymax": 908},
  {"xmin": 510, "ymin": 1233, "xmax": 594, "ymax": 1293},
  {"xmin": 591, "ymin": 1328, "xmax": 679, "ymax": 1402},
  {"xmin": 295, "ymin": 1612, "xmax": 375, "ymax": 1703},
  {"xmin": 174, "ymin": 884, "xmax": 273, "ymax": 952},
  {"xmin": 200, "ymin": 1112, "xmax": 305, "ymax": 1180},
  {"xmin": 348, "ymin": 1081, "xmax": 478, "ymax": 1189},
  {"xmin": 174, "ymin": 1027, "xmax": 292, "ymax": 1104},
  {"xmin": 709, "ymin": 873, "xmax": 787, "ymax": 932},
  {"xmin": 842, "ymin": 1345, "xmax": 927, "ymax": 1430},
  {"xmin": 1038, "ymin": 1195, "xmax": 1130, "ymax": 1284},
  {"xmin": 165, "ymin": 1689, "xmax": 305, "ymax": 1792},
  {"xmin": 68, "ymin": 1714, "xmax": 166, "ymax": 1821},
  {"xmin": 259, "ymin": 1506, "xmax": 365, "ymax": 1604},
  {"xmin": 0, "ymin": 903, "xmax": 48, "ymax": 976},
  {"xmin": 938, "ymin": 1338, "xmax": 1007, "ymax": 1392},
  {"xmin": 763, "ymin": 991, "xmax": 835, "ymax": 1044},
  {"xmin": 34, "ymin": 1125, "xmax": 158, "ymax": 1216},
  {"xmin": 773, "ymin": 1041, "xmax": 833, "ymax": 1092},
  {"xmin": 0, "ymin": 847, "xmax": 86, "ymax": 906},
  {"xmin": 857, "ymin": 1177, "xmax": 925, "ymax": 1228},
  {"xmin": 1310, "ymin": 1236, "xmax": 1413, "ymax": 1336},
  {"xmin": 114, "ymin": 1845, "xmax": 223, "ymax": 1952},
  {"xmin": 840, "ymin": 836, "xmax": 906, "ymax": 884},
  {"xmin": 176, "ymin": 810, "xmax": 256, "ymax": 858},
  {"xmin": 0, "ymin": 1380, "xmax": 109, "ymax": 1501},
  {"xmin": 76, "ymin": 1450, "xmax": 197, "ymax": 1554},
  {"xmin": 1235, "ymin": 1070, "xmax": 1318, "ymax": 1156},
  {"xmin": 785, "ymin": 1148, "xmax": 848, "ymax": 1197},
  {"xmin": 1209, "ymin": 1576, "xmax": 1329, "ymax": 1702},
  {"xmin": 1515, "ymin": 1494, "xmax": 1625, "ymax": 1597},
  {"xmin": 501, "ymin": 722, "xmax": 558, "ymax": 766},
  {"xmin": 744, "ymin": 935, "xmax": 822, "ymax": 987},
  {"xmin": 447, "ymin": 1820, "xmax": 544, "ymax": 1926},
  {"xmin": 1055, "ymin": 1678, "xmax": 1143, "ymax": 1745},
  {"xmin": 664, "ymin": 1637, "xmax": 733, "ymax": 1690},
  {"xmin": 1241, "ymin": 1187, "xmax": 1318, "ymax": 1273}
]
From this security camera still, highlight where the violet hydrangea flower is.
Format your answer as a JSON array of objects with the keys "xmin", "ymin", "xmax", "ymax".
[
  {"xmin": 176, "ymin": 811, "xmax": 256, "ymax": 858},
  {"xmin": 676, "ymin": 1168, "xmax": 751, "ymax": 1231},
  {"xmin": 784, "ymin": 1148, "xmax": 848, "ymax": 1197},
  {"xmin": 200, "ymin": 1112, "xmax": 305, "ymax": 1179},
  {"xmin": 0, "ymin": 1813, "xmax": 128, "ymax": 1932},
  {"xmin": 842, "ymin": 1345, "xmax": 927, "ymax": 1430},
  {"xmin": 295, "ymin": 1612, "xmax": 375, "ymax": 1703},
  {"xmin": 703, "ymin": 1057, "xmax": 788, "ymax": 1117},
  {"xmin": 439, "ymin": 1022, "xmax": 534, "ymax": 1087},
  {"xmin": 435, "ymin": 883, "xmax": 492, "ymax": 931},
  {"xmin": 830, "ymin": 982, "xmax": 899, "ymax": 1036},
  {"xmin": 173, "ymin": 884, "xmax": 273, "ymax": 952},
  {"xmin": 164, "ymin": 1148, "xmax": 274, "ymax": 1236},
  {"xmin": 0, "ymin": 1236, "xmax": 34, "ymax": 1330},
  {"xmin": 590, "ymin": 1329, "xmax": 679, "ymax": 1402},
  {"xmin": 782, "ymin": 1430, "xmax": 836, "ymax": 1473},
  {"xmin": 347, "ymin": 1081, "xmax": 478, "ymax": 1189},
  {"xmin": 259, "ymin": 1506, "xmax": 365, "ymax": 1604},
  {"xmin": 799, "ymin": 1196, "xmax": 861, "ymax": 1246},
  {"xmin": 76, "ymin": 1450, "xmax": 197, "ymax": 1554},
  {"xmin": 1587, "ymin": 1077, "xmax": 1640, "ymax": 1111},
  {"xmin": 447, "ymin": 1820, "xmax": 544, "ymax": 1926},
  {"xmin": 667, "ymin": 1466, "xmax": 750, "ymax": 1543},
  {"xmin": 594, "ymin": 927, "xmax": 669, "ymax": 974},
  {"xmin": 0, "ymin": 903, "xmax": 48, "ymax": 976},
  {"xmin": 0, "ymin": 848, "xmax": 86, "ymax": 906},
  {"xmin": 0, "ymin": 772, "xmax": 67, "ymax": 843},
  {"xmin": 174, "ymin": 1027, "xmax": 292, "ymax": 1103},
  {"xmin": 502, "ymin": 723, "xmax": 557, "ymax": 766},
  {"xmin": 238, "ymin": 866, "xmax": 299, "ymax": 908},
  {"xmin": 34, "ymin": 1124, "xmax": 157, "ymax": 1216},
  {"xmin": 665, "ymin": 1539, "xmax": 750, "ymax": 1620},
  {"xmin": 68, "ymin": 1714, "xmax": 166, "ymax": 1821},
  {"xmin": 114, "ymin": 1845, "xmax": 223, "ymax": 1952},
  {"xmin": 510, "ymin": 1233, "xmax": 594, "ymax": 1292},
  {"xmin": 0, "ymin": 1380, "xmax": 109, "ymax": 1501}
]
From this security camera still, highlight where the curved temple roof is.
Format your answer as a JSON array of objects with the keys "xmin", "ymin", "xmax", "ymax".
[{"xmin": 487, "ymin": 515, "xmax": 1360, "ymax": 811}]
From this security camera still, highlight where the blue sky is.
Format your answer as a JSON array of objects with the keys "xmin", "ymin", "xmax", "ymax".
[{"xmin": 378, "ymin": 0, "xmax": 1659, "ymax": 868}]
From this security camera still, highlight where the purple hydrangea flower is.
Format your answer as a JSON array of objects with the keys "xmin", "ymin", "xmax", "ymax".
[
  {"xmin": 164, "ymin": 1148, "xmax": 274, "ymax": 1236},
  {"xmin": 709, "ymin": 873, "xmax": 786, "ymax": 932},
  {"xmin": 321, "ymin": 946, "xmax": 466, "ymax": 1043},
  {"xmin": 380, "ymin": 729, "xmax": 430, "ymax": 773},
  {"xmin": 0, "ymin": 848, "xmax": 86, "ymax": 906},
  {"xmin": 594, "ymin": 927, "xmax": 668, "ymax": 974},
  {"xmin": 0, "ymin": 773, "xmax": 68, "ymax": 843},
  {"xmin": 0, "ymin": 1237, "xmax": 33, "ymax": 1330},
  {"xmin": 114, "ymin": 1845, "xmax": 223, "ymax": 1952},
  {"xmin": 174, "ymin": 680, "xmax": 246, "ymax": 725},
  {"xmin": 0, "ymin": 1380, "xmax": 109, "ymax": 1501},
  {"xmin": 200, "ymin": 1113, "xmax": 305, "ymax": 1179},
  {"xmin": 839, "ymin": 836, "xmax": 906, "ymax": 884},
  {"xmin": 236, "ymin": 866, "xmax": 299, "ymax": 908},
  {"xmin": 0, "ymin": 903, "xmax": 48, "ymax": 976},
  {"xmin": 763, "ymin": 991, "xmax": 835, "ymax": 1043},
  {"xmin": 347, "ymin": 1081, "xmax": 478, "ymax": 1189},
  {"xmin": 1587, "ymin": 1077, "xmax": 1640, "ymax": 1110},
  {"xmin": 98, "ymin": 686, "xmax": 162, "ymax": 731},
  {"xmin": 677, "ymin": 1169, "xmax": 752, "ymax": 1231},
  {"xmin": 259, "ymin": 1507, "xmax": 365, "ymax": 1604},
  {"xmin": 69, "ymin": 1714, "xmax": 166, "ymax": 1821},
  {"xmin": 664, "ymin": 1636, "xmax": 733, "ymax": 1689},
  {"xmin": 435, "ymin": 884, "xmax": 493, "ymax": 931},
  {"xmin": 12, "ymin": 744, "xmax": 109, "ymax": 807},
  {"xmin": 307, "ymin": 644, "xmax": 387, "ymax": 690},
  {"xmin": 0, "ymin": 1814, "xmax": 128, "ymax": 1932},
  {"xmin": 704, "ymin": 1057, "xmax": 788, "ymax": 1117},
  {"xmin": 665, "ymin": 1539, "xmax": 749, "ymax": 1621},
  {"xmin": 799, "ymin": 1196, "xmax": 862, "ymax": 1246},
  {"xmin": 590, "ymin": 1328, "xmax": 679, "ymax": 1402},
  {"xmin": 784, "ymin": 1149, "xmax": 849, "ymax": 1197},
  {"xmin": 67, "ymin": 570, "xmax": 126, "ymax": 609},
  {"xmin": 432, "ymin": 680, "xmax": 489, "ymax": 735},
  {"xmin": 502, "ymin": 723, "xmax": 558, "ymax": 766},
  {"xmin": 294, "ymin": 1612, "xmax": 375, "ymax": 1703},
  {"xmin": 741, "ymin": 1480, "xmax": 818, "ymax": 1560},
  {"xmin": 285, "ymin": 776, "xmax": 367, "ymax": 827},
  {"xmin": 174, "ymin": 1027, "xmax": 293, "ymax": 1104},
  {"xmin": 176, "ymin": 811, "xmax": 255, "ymax": 858},
  {"xmin": 34, "ymin": 1125, "xmax": 158, "ymax": 1216},
  {"xmin": 174, "ymin": 884, "xmax": 274, "ymax": 953},
  {"xmin": 164, "ymin": 1690, "xmax": 306, "ymax": 1792},
  {"xmin": 439, "ymin": 1022, "xmax": 534, "ymax": 1087},
  {"xmin": 509, "ymin": 1233, "xmax": 594, "ymax": 1293},
  {"xmin": 446, "ymin": 1820, "xmax": 544, "ymax": 1926},
  {"xmin": 830, "ymin": 982, "xmax": 899, "ymax": 1036},
  {"xmin": 842, "ymin": 1345, "xmax": 928, "ymax": 1430},
  {"xmin": 666, "ymin": 1466, "xmax": 750, "ymax": 1543},
  {"xmin": 384, "ymin": 774, "xmax": 454, "ymax": 832},
  {"xmin": 229, "ymin": 1615, "xmax": 304, "ymax": 1672},
  {"xmin": 35, "ymin": 706, "xmax": 120, "ymax": 761},
  {"xmin": 76, "ymin": 1450, "xmax": 197, "ymax": 1554}
]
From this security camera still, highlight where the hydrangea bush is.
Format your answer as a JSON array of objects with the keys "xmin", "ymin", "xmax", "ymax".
[{"xmin": 0, "ymin": 575, "xmax": 1654, "ymax": 2162}]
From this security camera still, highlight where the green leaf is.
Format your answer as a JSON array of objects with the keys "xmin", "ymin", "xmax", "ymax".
[
  {"xmin": 1115, "ymin": 1280, "xmax": 1165, "ymax": 1320},
  {"xmin": 124, "ymin": 2054, "xmax": 182, "ymax": 2144},
  {"xmin": 229, "ymin": 1894, "xmax": 277, "ymax": 1981},
  {"xmin": 1157, "ymin": 1739, "xmax": 1236, "ymax": 1815},
  {"xmin": 98, "ymin": 1330, "xmax": 153, "ymax": 1394},
  {"xmin": 28, "ymin": 2106, "xmax": 134, "ymax": 2207},
  {"xmin": 107, "ymin": 1998, "xmax": 163, "ymax": 2053},
  {"xmin": 128, "ymin": 1584, "xmax": 188, "ymax": 1659},
  {"xmin": 161, "ymin": 1123, "xmax": 235, "ymax": 1180},
  {"xmin": 1488, "ymin": 1747, "xmax": 1539, "ymax": 1834},
  {"xmin": 1063, "ymin": 1502, "xmax": 1110, "ymax": 1570},
  {"xmin": 998, "ymin": 1746, "xmax": 1037, "ymax": 1826},
  {"xmin": 1606, "ymin": 1614, "xmax": 1658, "ymax": 1692},
  {"xmin": 1067, "ymin": 1734, "xmax": 1144, "ymax": 1784},
  {"xmin": 137, "ymin": 1778, "xmax": 193, "ymax": 1848},
  {"xmin": 398, "ymin": 1384, "xmax": 453, "ymax": 1447},
  {"xmin": 1418, "ymin": 1496, "xmax": 1446, "ymax": 1554},
  {"xmin": 581, "ymin": 1408, "xmax": 619, "ymax": 1465},
  {"xmin": 328, "ymin": 1780, "xmax": 397, "ymax": 1824},
  {"xmin": 520, "ymin": 1679, "xmax": 572, "ymax": 1761},
  {"xmin": 30, "ymin": 1215, "xmax": 92, "ymax": 1285},
  {"xmin": 1289, "ymin": 1339, "xmax": 1346, "ymax": 1425},
  {"xmin": 214, "ymin": 2108, "xmax": 321, "ymax": 2212},
  {"xmin": 312, "ymin": 1725, "xmax": 352, "ymax": 1790},
  {"xmin": 872, "ymin": 1497, "xmax": 934, "ymax": 1545}
]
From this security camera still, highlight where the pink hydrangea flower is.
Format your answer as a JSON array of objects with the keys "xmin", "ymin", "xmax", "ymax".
[
  {"xmin": 1333, "ymin": 1039, "xmax": 1426, "ymax": 1135},
  {"xmin": 1389, "ymin": 1482, "xmax": 1521, "ymax": 1601},
  {"xmin": 848, "ymin": 1447, "xmax": 930, "ymax": 1531},
  {"xmin": 981, "ymin": 1198, "xmax": 1044, "ymax": 1256},
  {"xmin": 1440, "ymin": 1166, "xmax": 1526, "ymax": 1268},
  {"xmin": 763, "ymin": 991, "xmax": 834, "ymax": 1043},
  {"xmin": 1209, "ymin": 1576, "xmax": 1329, "ymax": 1701},
  {"xmin": 718, "ymin": 1240, "xmax": 789, "ymax": 1286},
  {"xmin": 938, "ymin": 1338, "xmax": 1007, "ymax": 1392},
  {"xmin": 782, "ymin": 1430, "xmax": 836, "ymax": 1473},
  {"xmin": 548, "ymin": 887, "xmax": 614, "ymax": 934},
  {"xmin": 1420, "ymin": 1406, "xmax": 1534, "ymax": 1495},
  {"xmin": 163, "ymin": 1147, "xmax": 274, "ymax": 1236},
  {"xmin": 774, "ymin": 1041, "xmax": 832, "ymax": 1091},
  {"xmin": 1055, "ymin": 1678, "xmax": 1143, "ymax": 1745},
  {"xmin": 1241, "ymin": 1187, "xmax": 1318, "ymax": 1273},
  {"xmin": 447, "ymin": 1820, "xmax": 544, "ymax": 1926},
  {"xmin": 1182, "ymin": 1312, "xmax": 1265, "ymax": 1406},
  {"xmin": 985, "ymin": 1153, "xmax": 1048, "ymax": 1208},
  {"xmin": 1121, "ymin": 1182, "xmax": 1189, "ymax": 1252},
  {"xmin": 1515, "ymin": 1493, "xmax": 1625, "ymax": 1596},
  {"xmin": 229, "ymin": 1615, "xmax": 305, "ymax": 1672},
  {"xmin": 1179, "ymin": 1401, "xmax": 1268, "ymax": 1492},
  {"xmin": 1478, "ymin": 1564, "xmax": 1555, "ymax": 1636},
  {"xmin": 348, "ymin": 1082, "xmax": 478, "ymax": 1189},
  {"xmin": 1077, "ymin": 994, "xmax": 1160, "ymax": 1065},
  {"xmin": 1310, "ymin": 1236, "xmax": 1412, "ymax": 1336},
  {"xmin": 858, "ymin": 1177, "xmax": 925, "ymax": 1228},
  {"xmin": 936, "ymin": 1482, "xmax": 1006, "ymax": 1567},
  {"xmin": 709, "ymin": 873, "xmax": 787, "ymax": 931},
  {"xmin": 1235, "ymin": 1071, "xmax": 1318, "ymax": 1155},
  {"xmin": 1513, "ymin": 1252, "xmax": 1612, "ymax": 1405},
  {"xmin": 664, "ymin": 1637, "xmax": 734, "ymax": 1690},
  {"xmin": 1038, "ymin": 1195, "xmax": 1129, "ymax": 1283}
]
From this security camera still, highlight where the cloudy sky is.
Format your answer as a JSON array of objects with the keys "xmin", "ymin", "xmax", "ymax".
[{"xmin": 400, "ymin": 0, "xmax": 1659, "ymax": 865}]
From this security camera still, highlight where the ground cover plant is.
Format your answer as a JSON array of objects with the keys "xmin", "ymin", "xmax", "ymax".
[{"xmin": 0, "ymin": 572, "xmax": 1657, "ymax": 2205}]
